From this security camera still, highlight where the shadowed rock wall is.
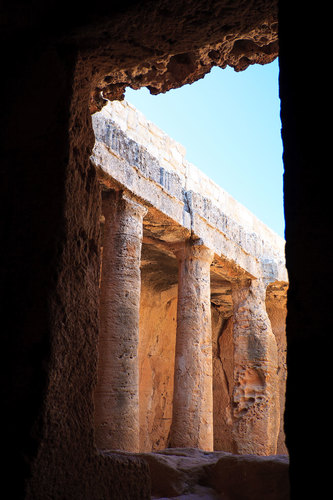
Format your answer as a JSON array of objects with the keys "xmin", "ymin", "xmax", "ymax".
[{"xmin": 3, "ymin": 0, "xmax": 328, "ymax": 498}]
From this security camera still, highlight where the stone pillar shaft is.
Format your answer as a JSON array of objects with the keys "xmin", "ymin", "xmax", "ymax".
[
  {"xmin": 231, "ymin": 279, "xmax": 280, "ymax": 455},
  {"xmin": 170, "ymin": 240, "xmax": 214, "ymax": 451},
  {"xmin": 94, "ymin": 190, "xmax": 146, "ymax": 452}
]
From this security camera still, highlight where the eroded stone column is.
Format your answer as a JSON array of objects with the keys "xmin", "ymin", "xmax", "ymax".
[
  {"xmin": 94, "ymin": 190, "xmax": 147, "ymax": 452},
  {"xmin": 231, "ymin": 279, "xmax": 280, "ymax": 455},
  {"xmin": 170, "ymin": 239, "xmax": 214, "ymax": 450}
]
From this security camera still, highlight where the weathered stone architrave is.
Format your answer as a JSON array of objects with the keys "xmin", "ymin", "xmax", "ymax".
[{"xmin": 94, "ymin": 190, "xmax": 147, "ymax": 452}]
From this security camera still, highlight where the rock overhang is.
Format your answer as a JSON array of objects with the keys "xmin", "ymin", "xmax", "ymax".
[{"xmin": 79, "ymin": 1, "xmax": 279, "ymax": 112}]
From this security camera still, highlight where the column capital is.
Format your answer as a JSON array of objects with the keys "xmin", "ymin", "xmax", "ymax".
[
  {"xmin": 172, "ymin": 238, "xmax": 214, "ymax": 264},
  {"xmin": 103, "ymin": 189, "xmax": 148, "ymax": 220},
  {"xmin": 121, "ymin": 192, "xmax": 148, "ymax": 219},
  {"xmin": 232, "ymin": 278, "xmax": 267, "ymax": 305}
]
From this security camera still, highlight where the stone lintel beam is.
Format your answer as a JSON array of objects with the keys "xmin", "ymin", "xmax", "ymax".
[
  {"xmin": 94, "ymin": 189, "xmax": 147, "ymax": 452},
  {"xmin": 92, "ymin": 106, "xmax": 287, "ymax": 285},
  {"xmin": 170, "ymin": 238, "xmax": 214, "ymax": 451},
  {"xmin": 231, "ymin": 279, "xmax": 280, "ymax": 455}
]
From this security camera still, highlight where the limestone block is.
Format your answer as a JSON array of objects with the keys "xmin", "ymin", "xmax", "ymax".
[{"xmin": 147, "ymin": 121, "xmax": 165, "ymax": 141}]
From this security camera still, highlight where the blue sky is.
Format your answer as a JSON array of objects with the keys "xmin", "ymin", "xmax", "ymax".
[{"xmin": 125, "ymin": 58, "xmax": 284, "ymax": 238}]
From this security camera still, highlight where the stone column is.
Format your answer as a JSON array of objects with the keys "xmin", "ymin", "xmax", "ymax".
[
  {"xmin": 170, "ymin": 239, "xmax": 214, "ymax": 451},
  {"xmin": 94, "ymin": 190, "xmax": 147, "ymax": 452},
  {"xmin": 231, "ymin": 279, "xmax": 280, "ymax": 455}
]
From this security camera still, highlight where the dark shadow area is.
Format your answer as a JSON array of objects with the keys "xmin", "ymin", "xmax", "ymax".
[{"xmin": 1, "ymin": 1, "xmax": 329, "ymax": 498}]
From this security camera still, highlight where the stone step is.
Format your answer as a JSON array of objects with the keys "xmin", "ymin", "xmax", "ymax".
[{"xmin": 136, "ymin": 448, "xmax": 289, "ymax": 500}]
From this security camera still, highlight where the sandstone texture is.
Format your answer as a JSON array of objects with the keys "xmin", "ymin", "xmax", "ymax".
[
  {"xmin": 170, "ymin": 242, "xmax": 215, "ymax": 451},
  {"xmin": 3, "ymin": 0, "xmax": 329, "ymax": 498},
  {"xmin": 5, "ymin": 1, "xmax": 308, "ymax": 499},
  {"xmin": 231, "ymin": 280, "xmax": 279, "ymax": 455},
  {"xmin": 266, "ymin": 282, "xmax": 288, "ymax": 454},
  {"xmin": 93, "ymin": 99, "xmax": 288, "ymax": 457},
  {"xmin": 139, "ymin": 284, "xmax": 178, "ymax": 452},
  {"xmin": 86, "ymin": 1, "xmax": 278, "ymax": 111},
  {"xmin": 95, "ymin": 191, "xmax": 147, "ymax": 451}
]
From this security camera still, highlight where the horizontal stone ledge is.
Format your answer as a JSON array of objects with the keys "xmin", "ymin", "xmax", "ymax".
[
  {"xmin": 91, "ymin": 102, "xmax": 287, "ymax": 284},
  {"xmin": 93, "ymin": 143, "xmax": 191, "ymax": 232}
]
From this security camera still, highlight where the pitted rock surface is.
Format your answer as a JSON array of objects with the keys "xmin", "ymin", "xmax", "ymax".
[{"xmin": 79, "ymin": 0, "xmax": 278, "ymax": 110}]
